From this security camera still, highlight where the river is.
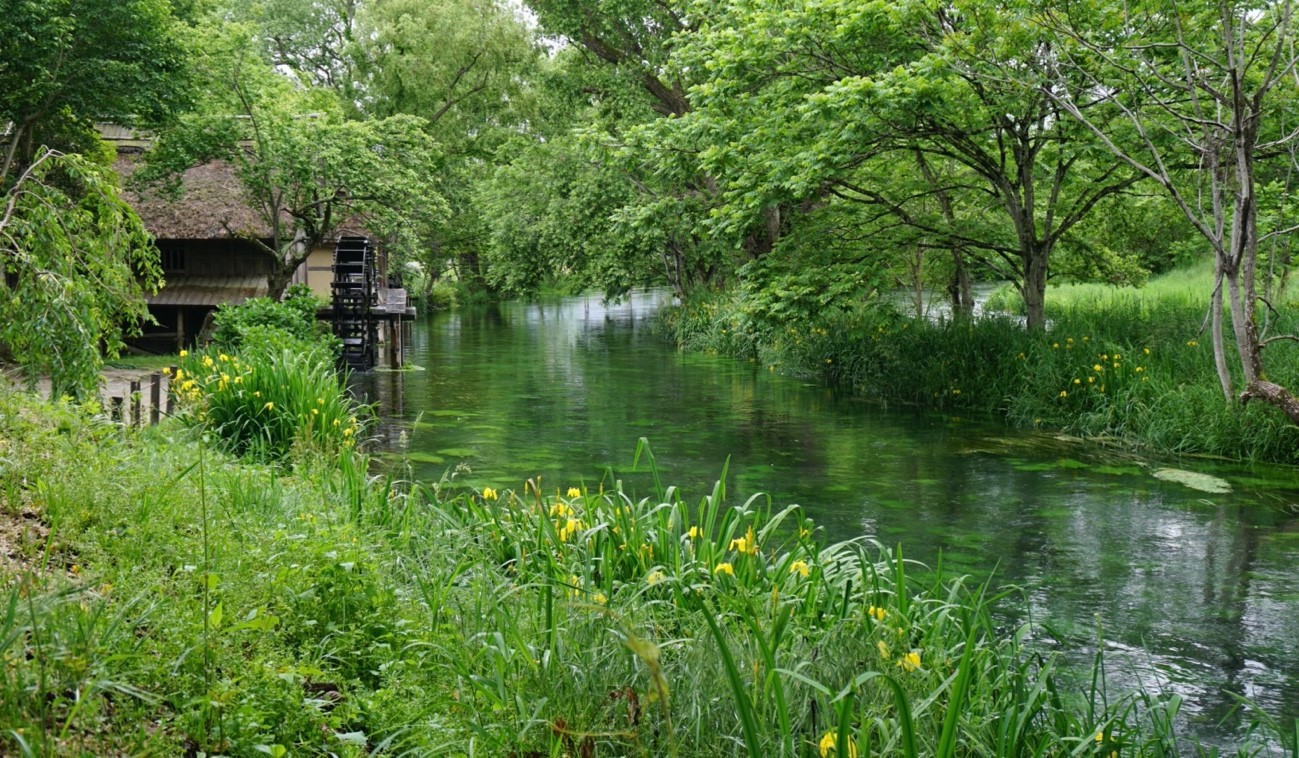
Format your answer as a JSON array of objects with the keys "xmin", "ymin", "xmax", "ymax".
[{"xmin": 355, "ymin": 289, "xmax": 1299, "ymax": 748}]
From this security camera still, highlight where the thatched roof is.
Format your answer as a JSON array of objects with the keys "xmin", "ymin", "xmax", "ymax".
[
  {"xmin": 114, "ymin": 150, "xmax": 276, "ymax": 241},
  {"xmin": 146, "ymin": 275, "xmax": 268, "ymax": 306}
]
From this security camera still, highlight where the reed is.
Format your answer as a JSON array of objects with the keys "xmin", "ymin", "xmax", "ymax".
[{"xmin": 2, "ymin": 391, "xmax": 1295, "ymax": 754}]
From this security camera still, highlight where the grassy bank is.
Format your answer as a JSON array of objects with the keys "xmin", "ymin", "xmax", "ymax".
[
  {"xmin": 662, "ymin": 267, "xmax": 1299, "ymax": 462},
  {"xmin": 3, "ymin": 388, "xmax": 1297, "ymax": 755}
]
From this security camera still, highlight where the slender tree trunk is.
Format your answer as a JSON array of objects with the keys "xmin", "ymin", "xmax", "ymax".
[{"xmin": 1210, "ymin": 265, "xmax": 1234, "ymax": 401}]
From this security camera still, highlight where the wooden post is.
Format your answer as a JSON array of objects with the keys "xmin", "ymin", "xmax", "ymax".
[
  {"xmin": 130, "ymin": 380, "xmax": 141, "ymax": 428},
  {"xmin": 166, "ymin": 367, "xmax": 177, "ymax": 414},
  {"xmin": 176, "ymin": 309, "xmax": 185, "ymax": 354},
  {"xmin": 110, "ymin": 396, "xmax": 123, "ymax": 424},
  {"xmin": 150, "ymin": 373, "xmax": 161, "ymax": 425}
]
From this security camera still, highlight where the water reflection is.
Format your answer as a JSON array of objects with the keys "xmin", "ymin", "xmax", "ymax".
[{"xmin": 353, "ymin": 290, "xmax": 1299, "ymax": 747}]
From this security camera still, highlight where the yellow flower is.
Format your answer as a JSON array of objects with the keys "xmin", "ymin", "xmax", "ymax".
[
  {"xmin": 263, "ymin": 401, "xmax": 274, "ymax": 411},
  {"xmin": 1093, "ymin": 364, "xmax": 1103, "ymax": 372},
  {"xmin": 1088, "ymin": 376, "xmax": 1095, "ymax": 384},
  {"xmin": 899, "ymin": 651, "xmax": 922, "ymax": 672},
  {"xmin": 549, "ymin": 502, "xmax": 573, "ymax": 517},
  {"xmin": 1052, "ymin": 342, "xmax": 1059, "ymax": 349},
  {"xmin": 482, "ymin": 487, "xmax": 498, "ymax": 501},
  {"xmin": 1187, "ymin": 340, "xmax": 1199, "ymax": 347},
  {"xmin": 868, "ymin": 606, "xmax": 887, "ymax": 622},
  {"xmin": 179, "ymin": 349, "xmax": 189, "ymax": 358},
  {"xmin": 311, "ymin": 408, "xmax": 319, "ymax": 415},
  {"xmin": 218, "ymin": 353, "xmax": 229, "ymax": 362},
  {"xmin": 202, "ymin": 355, "xmax": 214, "ymax": 367},
  {"xmin": 317, "ymin": 397, "xmax": 324, "ymax": 405},
  {"xmin": 1113, "ymin": 362, "xmax": 1119, "ymax": 369},
  {"xmin": 161, "ymin": 367, "xmax": 171, "ymax": 376},
  {"xmin": 566, "ymin": 487, "xmax": 581, "ymax": 498},
  {"xmin": 253, "ymin": 390, "xmax": 261, "ymax": 397},
  {"xmin": 233, "ymin": 375, "xmax": 242, "ymax": 384},
  {"xmin": 557, "ymin": 518, "xmax": 583, "ymax": 542},
  {"xmin": 819, "ymin": 731, "xmax": 858, "ymax": 758},
  {"xmin": 592, "ymin": 592, "xmax": 607, "ymax": 605},
  {"xmin": 343, "ymin": 427, "xmax": 354, "ymax": 437},
  {"xmin": 876, "ymin": 640, "xmax": 891, "ymax": 659},
  {"xmin": 789, "ymin": 560, "xmax": 810, "ymax": 577},
  {"xmin": 647, "ymin": 570, "xmax": 666, "ymax": 585},
  {"xmin": 332, "ymin": 419, "xmax": 340, "ymax": 426},
  {"xmin": 1135, "ymin": 366, "xmax": 1144, "ymax": 373},
  {"xmin": 687, "ymin": 525, "xmax": 700, "ymax": 539},
  {"xmin": 1073, "ymin": 378, "xmax": 1081, "ymax": 385},
  {"xmin": 729, "ymin": 526, "xmax": 758, "ymax": 555},
  {"xmin": 951, "ymin": 388, "xmax": 961, "ymax": 395},
  {"xmin": 1143, "ymin": 347, "xmax": 1151, "ymax": 355},
  {"xmin": 1058, "ymin": 390, "xmax": 1068, "ymax": 398},
  {"xmin": 713, "ymin": 562, "xmax": 734, "ymax": 576}
]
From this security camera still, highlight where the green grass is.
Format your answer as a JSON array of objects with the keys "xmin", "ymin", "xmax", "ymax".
[
  {"xmin": 663, "ymin": 264, "xmax": 1299, "ymax": 462},
  {"xmin": 102, "ymin": 353, "xmax": 180, "ymax": 371},
  {"xmin": 2, "ymin": 390, "xmax": 1296, "ymax": 754}
]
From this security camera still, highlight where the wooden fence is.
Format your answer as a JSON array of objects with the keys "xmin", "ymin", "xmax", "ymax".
[{"xmin": 106, "ymin": 370, "xmax": 175, "ymax": 428}]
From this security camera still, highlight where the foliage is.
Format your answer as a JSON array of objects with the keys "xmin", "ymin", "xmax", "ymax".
[
  {"xmin": 2, "ymin": 393, "xmax": 1295, "ymax": 754},
  {"xmin": 173, "ymin": 343, "xmax": 363, "ymax": 462},
  {"xmin": 210, "ymin": 284, "xmax": 339, "ymax": 358},
  {"xmin": 137, "ymin": 23, "xmax": 445, "ymax": 299},
  {"xmin": 664, "ymin": 267, "xmax": 1299, "ymax": 463},
  {"xmin": 0, "ymin": 149, "xmax": 162, "ymax": 397},
  {"xmin": 476, "ymin": 133, "xmax": 665, "ymax": 298},
  {"xmin": 0, "ymin": 0, "xmax": 191, "ymax": 183},
  {"xmin": 1033, "ymin": 0, "xmax": 1299, "ymax": 427}
]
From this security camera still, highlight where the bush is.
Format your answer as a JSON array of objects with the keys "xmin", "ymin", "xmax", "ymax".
[
  {"xmin": 210, "ymin": 284, "xmax": 340, "ymax": 359},
  {"xmin": 173, "ymin": 343, "xmax": 364, "ymax": 462}
]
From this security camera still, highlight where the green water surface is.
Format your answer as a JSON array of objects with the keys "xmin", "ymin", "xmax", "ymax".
[{"xmin": 355, "ymin": 290, "xmax": 1299, "ymax": 748}]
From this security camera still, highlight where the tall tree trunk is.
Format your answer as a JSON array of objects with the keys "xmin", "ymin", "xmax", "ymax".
[
  {"xmin": 1020, "ymin": 246, "xmax": 1050, "ymax": 330},
  {"xmin": 949, "ymin": 247, "xmax": 973, "ymax": 317}
]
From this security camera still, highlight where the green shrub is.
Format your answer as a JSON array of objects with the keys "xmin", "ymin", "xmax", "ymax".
[
  {"xmin": 173, "ymin": 343, "xmax": 364, "ymax": 462},
  {"xmin": 210, "ymin": 284, "xmax": 340, "ymax": 359}
]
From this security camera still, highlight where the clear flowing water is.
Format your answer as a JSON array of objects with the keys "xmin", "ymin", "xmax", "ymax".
[{"xmin": 355, "ymin": 290, "xmax": 1299, "ymax": 748}]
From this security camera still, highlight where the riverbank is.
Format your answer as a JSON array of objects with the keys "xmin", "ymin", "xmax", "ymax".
[
  {"xmin": 661, "ymin": 268, "xmax": 1299, "ymax": 463},
  {"xmin": 3, "ymin": 387, "xmax": 1297, "ymax": 754}
]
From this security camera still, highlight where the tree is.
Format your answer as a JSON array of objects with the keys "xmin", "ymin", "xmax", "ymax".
[
  {"xmin": 1042, "ymin": 0, "xmax": 1299, "ymax": 421},
  {"xmin": 1, "ymin": 149, "xmax": 162, "ymax": 397},
  {"xmin": 0, "ymin": 0, "xmax": 190, "ymax": 184},
  {"xmin": 360, "ymin": 0, "xmax": 540, "ymax": 292},
  {"xmin": 519, "ymin": 0, "xmax": 785, "ymax": 297},
  {"xmin": 138, "ymin": 30, "xmax": 445, "ymax": 299},
  {"xmin": 678, "ymin": 0, "xmax": 1145, "ymax": 327}
]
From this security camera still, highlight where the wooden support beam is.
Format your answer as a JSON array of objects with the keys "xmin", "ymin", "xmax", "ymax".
[
  {"xmin": 130, "ymin": 380, "xmax": 141, "ymax": 428},
  {"xmin": 150, "ymin": 373, "xmax": 161, "ymax": 425}
]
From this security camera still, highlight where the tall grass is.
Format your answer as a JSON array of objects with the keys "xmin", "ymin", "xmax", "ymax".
[
  {"xmin": 663, "ymin": 269, "xmax": 1299, "ymax": 462},
  {"xmin": 173, "ymin": 344, "xmax": 365, "ymax": 462},
  {"xmin": 2, "ymin": 392, "xmax": 1296, "ymax": 754}
]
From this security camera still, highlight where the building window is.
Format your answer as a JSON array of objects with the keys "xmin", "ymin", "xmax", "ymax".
[{"xmin": 161, "ymin": 245, "xmax": 185, "ymax": 273}]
